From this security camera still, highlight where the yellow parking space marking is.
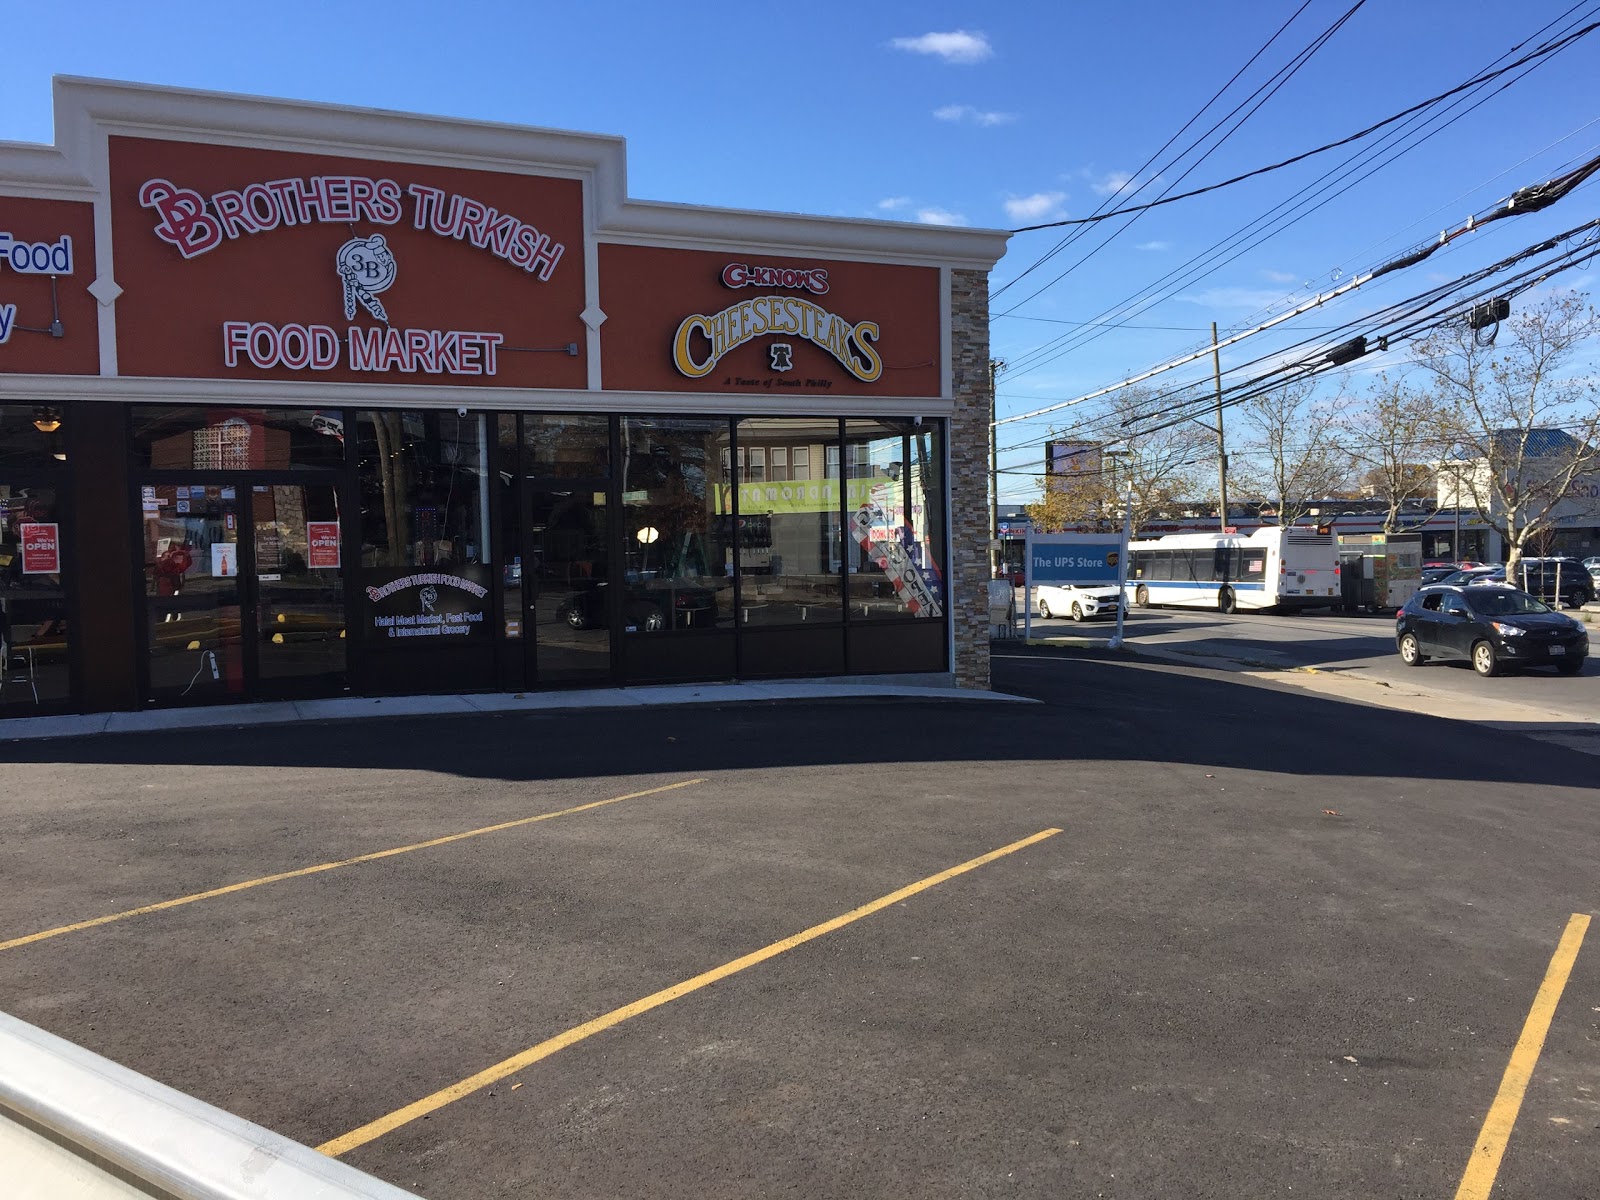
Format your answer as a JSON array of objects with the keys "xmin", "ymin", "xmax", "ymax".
[
  {"xmin": 319, "ymin": 826, "xmax": 1063, "ymax": 1158},
  {"xmin": 0, "ymin": 779, "xmax": 705, "ymax": 953},
  {"xmin": 1453, "ymin": 912, "xmax": 1591, "ymax": 1200}
]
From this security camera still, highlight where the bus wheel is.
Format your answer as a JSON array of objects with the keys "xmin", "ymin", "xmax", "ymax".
[
  {"xmin": 1218, "ymin": 587, "xmax": 1236, "ymax": 615},
  {"xmin": 1136, "ymin": 585, "xmax": 1150, "ymax": 608}
]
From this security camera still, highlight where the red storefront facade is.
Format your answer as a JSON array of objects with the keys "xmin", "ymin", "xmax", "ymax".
[{"xmin": 0, "ymin": 79, "xmax": 1007, "ymax": 716}]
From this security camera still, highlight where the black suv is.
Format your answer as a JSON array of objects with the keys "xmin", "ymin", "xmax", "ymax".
[
  {"xmin": 1509, "ymin": 558, "xmax": 1594, "ymax": 609},
  {"xmin": 1396, "ymin": 585, "xmax": 1588, "ymax": 676}
]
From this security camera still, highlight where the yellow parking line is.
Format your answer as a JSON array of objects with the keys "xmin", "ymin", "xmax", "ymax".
[
  {"xmin": 318, "ymin": 825, "xmax": 1063, "ymax": 1158},
  {"xmin": 1453, "ymin": 912, "xmax": 1591, "ymax": 1200},
  {"xmin": 0, "ymin": 779, "xmax": 705, "ymax": 953}
]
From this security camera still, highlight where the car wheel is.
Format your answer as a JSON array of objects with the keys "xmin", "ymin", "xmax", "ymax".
[
  {"xmin": 564, "ymin": 606, "xmax": 588, "ymax": 630},
  {"xmin": 1218, "ymin": 586, "xmax": 1236, "ymax": 615},
  {"xmin": 1556, "ymin": 657, "xmax": 1584, "ymax": 675},
  {"xmin": 1567, "ymin": 589, "xmax": 1587, "ymax": 609},
  {"xmin": 1038, "ymin": 598, "xmax": 1052, "ymax": 619},
  {"xmin": 641, "ymin": 607, "xmax": 666, "ymax": 632},
  {"xmin": 1136, "ymin": 585, "xmax": 1150, "ymax": 609},
  {"xmin": 1070, "ymin": 602, "xmax": 1084, "ymax": 622},
  {"xmin": 1472, "ymin": 639, "xmax": 1500, "ymax": 678},
  {"xmin": 1398, "ymin": 633, "xmax": 1426, "ymax": 666}
]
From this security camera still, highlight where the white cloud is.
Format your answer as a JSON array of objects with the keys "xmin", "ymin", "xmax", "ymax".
[
  {"xmin": 933, "ymin": 104, "xmax": 1016, "ymax": 126},
  {"xmin": 1089, "ymin": 170, "xmax": 1136, "ymax": 197},
  {"xmin": 916, "ymin": 207, "xmax": 969, "ymax": 226},
  {"xmin": 890, "ymin": 30, "xmax": 993, "ymax": 64},
  {"xmin": 1003, "ymin": 191, "xmax": 1067, "ymax": 223},
  {"xmin": 877, "ymin": 196, "xmax": 911, "ymax": 211},
  {"xmin": 1135, "ymin": 241, "xmax": 1171, "ymax": 252},
  {"xmin": 1262, "ymin": 269, "xmax": 1298, "ymax": 284}
]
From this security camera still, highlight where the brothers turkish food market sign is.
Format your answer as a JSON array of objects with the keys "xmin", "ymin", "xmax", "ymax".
[{"xmin": 108, "ymin": 138, "xmax": 586, "ymax": 388}]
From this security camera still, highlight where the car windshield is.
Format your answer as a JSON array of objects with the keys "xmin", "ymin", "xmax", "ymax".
[
  {"xmin": 1438, "ymin": 570, "xmax": 1490, "ymax": 586},
  {"xmin": 1464, "ymin": 590, "xmax": 1553, "ymax": 616}
]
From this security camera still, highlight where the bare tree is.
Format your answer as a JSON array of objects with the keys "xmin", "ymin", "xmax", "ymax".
[
  {"xmin": 1341, "ymin": 373, "xmax": 1446, "ymax": 532},
  {"xmin": 1417, "ymin": 292, "xmax": 1600, "ymax": 577},
  {"xmin": 1026, "ymin": 386, "xmax": 1209, "ymax": 535},
  {"xmin": 1232, "ymin": 378, "xmax": 1353, "ymax": 527}
]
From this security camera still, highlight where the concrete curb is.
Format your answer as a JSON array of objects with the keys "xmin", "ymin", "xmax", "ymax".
[
  {"xmin": 0, "ymin": 1010, "xmax": 414, "ymax": 1199},
  {"xmin": 0, "ymin": 680, "xmax": 1037, "ymax": 743}
]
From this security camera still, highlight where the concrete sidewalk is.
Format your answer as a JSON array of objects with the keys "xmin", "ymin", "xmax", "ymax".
[{"xmin": 0, "ymin": 678, "xmax": 1033, "ymax": 744}]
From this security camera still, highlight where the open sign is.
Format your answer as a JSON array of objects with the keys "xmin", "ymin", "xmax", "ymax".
[
  {"xmin": 306, "ymin": 521, "xmax": 341, "ymax": 569},
  {"xmin": 19, "ymin": 522, "xmax": 60, "ymax": 574}
]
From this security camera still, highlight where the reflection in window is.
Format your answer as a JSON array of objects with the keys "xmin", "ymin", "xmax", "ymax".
[
  {"xmin": 357, "ymin": 411, "xmax": 489, "ymax": 568},
  {"xmin": 619, "ymin": 417, "xmax": 732, "ymax": 632},
  {"xmin": 0, "ymin": 405, "xmax": 69, "ymax": 469},
  {"xmin": 522, "ymin": 414, "xmax": 610, "ymax": 479},
  {"xmin": 735, "ymin": 418, "xmax": 842, "ymax": 626},
  {"xmin": 132, "ymin": 407, "xmax": 347, "ymax": 471},
  {"xmin": 845, "ymin": 419, "xmax": 943, "ymax": 620},
  {"xmin": 0, "ymin": 485, "xmax": 70, "ymax": 710}
]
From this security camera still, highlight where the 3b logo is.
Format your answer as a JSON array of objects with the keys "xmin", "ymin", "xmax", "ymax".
[
  {"xmin": 138, "ymin": 179, "xmax": 223, "ymax": 259},
  {"xmin": 337, "ymin": 234, "xmax": 398, "ymax": 321}
]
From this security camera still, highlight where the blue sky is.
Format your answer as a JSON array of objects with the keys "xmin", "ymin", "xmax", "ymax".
[{"xmin": 2, "ymin": 1, "xmax": 1596, "ymax": 501}]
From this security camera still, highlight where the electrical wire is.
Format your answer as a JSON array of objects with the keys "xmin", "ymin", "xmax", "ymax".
[
  {"xmin": 992, "ymin": 0, "xmax": 1318, "ymax": 302},
  {"xmin": 1009, "ymin": 19, "xmax": 1600, "ymax": 233},
  {"xmin": 998, "ymin": 4, "xmax": 1599, "ymax": 382},
  {"xmin": 994, "ymin": 1, "xmax": 1367, "ymax": 313}
]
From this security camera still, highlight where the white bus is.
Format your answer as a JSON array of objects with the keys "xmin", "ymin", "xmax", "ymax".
[{"xmin": 1126, "ymin": 527, "xmax": 1340, "ymax": 614}]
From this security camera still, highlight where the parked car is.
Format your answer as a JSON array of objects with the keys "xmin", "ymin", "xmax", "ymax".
[
  {"xmin": 1036, "ymin": 582, "xmax": 1124, "ymax": 621},
  {"xmin": 1396, "ymin": 584, "xmax": 1588, "ymax": 676},
  {"xmin": 1432, "ymin": 566, "xmax": 1504, "ymax": 588},
  {"xmin": 1507, "ymin": 557, "xmax": 1595, "ymax": 609}
]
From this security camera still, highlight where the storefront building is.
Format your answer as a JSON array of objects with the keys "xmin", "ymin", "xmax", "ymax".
[{"xmin": 0, "ymin": 79, "xmax": 1007, "ymax": 716}]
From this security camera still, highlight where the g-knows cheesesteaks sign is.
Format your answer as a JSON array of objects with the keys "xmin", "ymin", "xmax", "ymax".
[{"xmin": 673, "ymin": 261, "xmax": 882, "ymax": 383}]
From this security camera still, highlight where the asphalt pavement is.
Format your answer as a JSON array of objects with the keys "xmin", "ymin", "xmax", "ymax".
[
  {"xmin": 1015, "ymin": 594, "xmax": 1600, "ymax": 723},
  {"xmin": 0, "ymin": 656, "xmax": 1596, "ymax": 1198}
]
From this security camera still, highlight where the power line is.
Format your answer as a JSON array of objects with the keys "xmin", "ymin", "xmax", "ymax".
[
  {"xmin": 996, "ymin": 4, "xmax": 1599, "ymax": 382},
  {"xmin": 991, "ymin": 0, "xmax": 1318, "ymax": 302},
  {"xmin": 993, "ymin": 1, "xmax": 1367, "ymax": 313},
  {"xmin": 1007, "ymin": 20, "xmax": 1600, "ymax": 233}
]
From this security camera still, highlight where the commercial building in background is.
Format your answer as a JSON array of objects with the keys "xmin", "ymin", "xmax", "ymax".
[{"xmin": 0, "ymin": 79, "xmax": 1008, "ymax": 717}]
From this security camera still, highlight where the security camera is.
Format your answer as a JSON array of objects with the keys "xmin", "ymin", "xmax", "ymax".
[{"xmin": 456, "ymin": 406, "xmax": 468, "ymax": 418}]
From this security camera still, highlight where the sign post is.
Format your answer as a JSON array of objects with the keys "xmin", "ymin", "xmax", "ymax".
[
  {"xmin": 1025, "ymin": 529, "xmax": 1126, "ymax": 644},
  {"xmin": 1107, "ymin": 482, "xmax": 1135, "ymax": 651}
]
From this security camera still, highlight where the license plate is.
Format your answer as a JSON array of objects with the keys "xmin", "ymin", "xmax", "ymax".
[{"xmin": 1550, "ymin": 645, "xmax": 1566, "ymax": 656}]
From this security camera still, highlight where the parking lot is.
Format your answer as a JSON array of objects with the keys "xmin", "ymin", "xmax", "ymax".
[{"xmin": 2, "ymin": 652, "xmax": 1597, "ymax": 1198}]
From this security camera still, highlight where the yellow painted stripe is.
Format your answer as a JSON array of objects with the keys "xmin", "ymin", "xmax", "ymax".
[
  {"xmin": 319, "ymin": 825, "xmax": 1063, "ymax": 1158},
  {"xmin": 1453, "ymin": 912, "xmax": 1591, "ymax": 1200},
  {"xmin": 0, "ymin": 779, "xmax": 705, "ymax": 953}
]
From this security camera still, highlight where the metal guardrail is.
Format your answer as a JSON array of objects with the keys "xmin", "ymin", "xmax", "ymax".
[{"xmin": 0, "ymin": 1010, "xmax": 418, "ymax": 1200}]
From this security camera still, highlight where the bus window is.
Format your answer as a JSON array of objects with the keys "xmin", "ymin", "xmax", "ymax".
[
  {"xmin": 1213, "ymin": 545, "xmax": 1231, "ymax": 580},
  {"xmin": 1241, "ymin": 554, "xmax": 1266, "ymax": 582}
]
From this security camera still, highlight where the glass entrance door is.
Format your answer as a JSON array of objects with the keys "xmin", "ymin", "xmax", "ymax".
[
  {"xmin": 251, "ymin": 483, "xmax": 347, "ymax": 696},
  {"xmin": 523, "ymin": 488, "xmax": 614, "ymax": 684},
  {"xmin": 141, "ymin": 484, "xmax": 247, "ymax": 703},
  {"xmin": 140, "ymin": 481, "xmax": 348, "ymax": 705}
]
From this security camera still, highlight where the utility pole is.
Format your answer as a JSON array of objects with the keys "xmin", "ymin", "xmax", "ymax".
[
  {"xmin": 989, "ymin": 358, "xmax": 1006, "ymax": 576},
  {"xmin": 1210, "ymin": 322, "xmax": 1229, "ymax": 532}
]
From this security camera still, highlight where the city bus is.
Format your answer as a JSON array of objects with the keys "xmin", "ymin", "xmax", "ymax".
[{"xmin": 1126, "ymin": 527, "xmax": 1340, "ymax": 613}]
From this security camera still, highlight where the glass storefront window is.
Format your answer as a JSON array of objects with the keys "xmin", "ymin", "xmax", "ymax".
[
  {"xmin": 132, "ymin": 407, "xmax": 347, "ymax": 471},
  {"xmin": 735, "ymin": 417, "xmax": 842, "ymax": 626},
  {"xmin": 357, "ymin": 411, "xmax": 489, "ymax": 569},
  {"xmin": 0, "ymin": 406, "xmax": 69, "ymax": 469},
  {"xmin": 1, "ymin": 484, "xmax": 70, "ymax": 710},
  {"xmin": 140, "ymin": 484, "xmax": 245, "ymax": 703},
  {"xmin": 523, "ymin": 414, "xmax": 610, "ymax": 479},
  {"xmin": 845, "ymin": 419, "xmax": 944, "ymax": 620},
  {"xmin": 619, "ymin": 417, "xmax": 732, "ymax": 632}
]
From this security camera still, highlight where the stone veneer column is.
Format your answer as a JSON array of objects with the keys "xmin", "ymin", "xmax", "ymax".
[{"xmin": 949, "ymin": 267, "xmax": 992, "ymax": 690}]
